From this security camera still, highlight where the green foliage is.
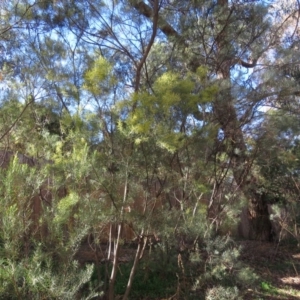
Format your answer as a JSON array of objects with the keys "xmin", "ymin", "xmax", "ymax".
[
  {"xmin": 0, "ymin": 256, "xmax": 97, "ymax": 300},
  {"xmin": 256, "ymin": 113, "xmax": 300, "ymax": 188},
  {"xmin": 0, "ymin": 147, "xmax": 101, "ymax": 299},
  {"xmin": 2, "ymin": 0, "xmax": 300, "ymax": 298},
  {"xmin": 83, "ymin": 56, "xmax": 115, "ymax": 95},
  {"xmin": 206, "ymin": 286, "xmax": 240, "ymax": 300},
  {"xmin": 260, "ymin": 281, "xmax": 279, "ymax": 295},
  {"xmin": 254, "ymin": 112, "xmax": 300, "ymax": 241},
  {"xmin": 118, "ymin": 69, "xmax": 217, "ymax": 152},
  {"xmin": 54, "ymin": 192, "xmax": 79, "ymax": 224},
  {"xmin": 113, "ymin": 258, "xmax": 177, "ymax": 299},
  {"xmin": 191, "ymin": 236, "xmax": 258, "ymax": 299}
]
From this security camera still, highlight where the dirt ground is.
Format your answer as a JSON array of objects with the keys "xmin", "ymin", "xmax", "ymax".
[{"xmin": 239, "ymin": 240, "xmax": 300, "ymax": 299}]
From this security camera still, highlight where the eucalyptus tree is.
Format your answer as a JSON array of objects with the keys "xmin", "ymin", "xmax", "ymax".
[
  {"xmin": 70, "ymin": 0, "xmax": 300, "ymax": 240},
  {"xmin": 2, "ymin": 0, "xmax": 300, "ymax": 298},
  {"xmin": 254, "ymin": 111, "xmax": 300, "ymax": 242}
]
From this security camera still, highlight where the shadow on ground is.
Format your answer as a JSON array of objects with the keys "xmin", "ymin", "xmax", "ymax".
[{"xmin": 239, "ymin": 240, "xmax": 300, "ymax": 299}]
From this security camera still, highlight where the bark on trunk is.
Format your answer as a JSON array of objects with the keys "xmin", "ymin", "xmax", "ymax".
[
  {"xmin": 213, "ymin": 91, "xmax": 273, "ymax": 239},
  {"xmin": 213, "ymin": 0, "xmax": 272, "ymax": 240},
  {"xmin": 247, "ymin": 190, "xmax": 273, "ymax": 241}
]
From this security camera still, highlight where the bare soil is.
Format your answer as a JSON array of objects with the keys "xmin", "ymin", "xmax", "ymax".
[{"xmin": 239, "ymin": 240, "xmax": 300, "ymax": 299}]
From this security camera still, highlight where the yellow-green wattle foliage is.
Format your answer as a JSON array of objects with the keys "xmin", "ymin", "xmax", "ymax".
[
  {"xmin": 54, "ymin": 192, "xmax": 79, "ymax": 224},
  {"xmin": 83, "ymin": 56, "xmax": 115, "ymax": 95},
  {"xmin": 117, "ymin": 68, "xmax": 218, "ymax": 153}
]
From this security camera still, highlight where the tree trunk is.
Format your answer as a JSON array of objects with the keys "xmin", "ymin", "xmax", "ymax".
[
  {"xmin": 213, "ymin": 89, "xmax": 272, "ymax": 239},
  {"xmin": 247, "ymin": 190, "xmax": 273, "ymax": 240},
  {"xmin": 108, "ymin": 223, "xmax": 122, "ymax": 300},
  {"xmin": 108, "ymin": 172, "xmax": 129, "ymax": 299},
  {"xmin": 212, "ymin": 0, "xmax": 272, "ymax": 240},
  {"xmin": 122, "ymin": 232, "xmax": 144, "ymax": 300}
]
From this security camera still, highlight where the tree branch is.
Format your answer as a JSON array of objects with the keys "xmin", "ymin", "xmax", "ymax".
[
  {"xmin": 0, "ymin": 98, "xmax": 34, "ymax": 142},
  {"xmin": 239, "ymin": 59, "xmax": 258, "ymax": 68},
  {"xmin": 131, "ymin": 1, "xmax": 258, "ymax": 70},
  {"xmin": 134, "ymin": 0, "xmax": 159, "ymax": 92},
  {"xmin": 131, "ymin": 1, "xmax": 180, "ymax": 39}
]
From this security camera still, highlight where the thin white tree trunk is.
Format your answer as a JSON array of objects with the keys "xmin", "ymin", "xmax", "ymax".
[
  {"xmin": 122, "ymin": 230, "xmax": 144, "ymax": 300},
  {"xmin": 108, "ymin": 168, "xmax": 129, "ymax": 300}
]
